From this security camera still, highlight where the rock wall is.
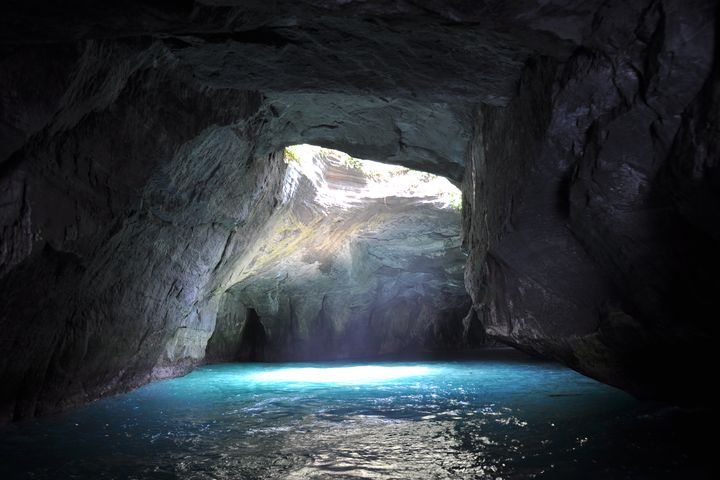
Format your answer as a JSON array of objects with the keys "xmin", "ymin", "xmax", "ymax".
[
  {"xmin": 0, "ymin": 42, "xmax": 289, "ymax": 422},
  {"xmin": 463, "ymin": 0, "xmax": 718, "ymax": 401},
  {"xmin": 206, "ymin": 152, "xmax": 471, "ymax": 362},
  {"xmin": 0, "ymin": 36, "xmax": 477, "ymax": 422}
]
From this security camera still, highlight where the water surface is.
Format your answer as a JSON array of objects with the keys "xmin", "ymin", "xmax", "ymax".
[{"xmin": 0, "ymin": 350, "xmax": 708, "ymax": 479}]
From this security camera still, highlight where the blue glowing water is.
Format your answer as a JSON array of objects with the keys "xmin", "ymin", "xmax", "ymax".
[{"xmin": 0, "ymin": 350, "xmax": 708, "ymax": 479}]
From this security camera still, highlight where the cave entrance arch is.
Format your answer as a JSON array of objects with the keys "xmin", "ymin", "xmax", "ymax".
[{"xmin": 205, "ymin": 145, "xmax": 477, "ymax": 362}]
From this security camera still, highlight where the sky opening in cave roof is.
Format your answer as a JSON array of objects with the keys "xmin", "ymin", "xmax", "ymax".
[{"xmin": 283, "ymin": 144, "xmax": 462, "ymax": 210}]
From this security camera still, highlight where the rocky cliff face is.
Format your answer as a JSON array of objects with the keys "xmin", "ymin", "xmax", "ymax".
[
  {"xmin": 0, "ymin": 0, "xmax": 717, "ymax": 421},
  {"xmin": 462, "ymin": 1, "xmax": 718, "ymax": 401},
  {"xmin": 206, "ymin": 150, "xmax": 471, "ymax": 362}
]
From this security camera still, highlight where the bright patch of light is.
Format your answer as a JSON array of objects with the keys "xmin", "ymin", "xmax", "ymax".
[
  {"xmin": 283, "ymin": 144, "xmax": 461, "ymax": 210},
  {"xmin": 249, "ymin": 365, "xmax": 433, "ymax": 384}
]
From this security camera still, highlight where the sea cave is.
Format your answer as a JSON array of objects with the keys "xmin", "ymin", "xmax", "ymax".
[{"xmin": 0, "ymin": 0, "xmax": 716, "ymax": 478}]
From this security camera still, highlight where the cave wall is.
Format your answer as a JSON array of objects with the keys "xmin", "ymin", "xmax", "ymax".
[
  {"xmin": 0, "ymin": 42, "xmax": 290, "ymax": 422},
  {"xmin": 0, "ymin": 34, "xmax": 480, "ymax": 422},
  {"xmin": 0, "ymin": 0, "xmax": 717, "ymax": 421},
  {"xmin": 463, "ymin": 0, "xmax": 718, "ymax": 400}
]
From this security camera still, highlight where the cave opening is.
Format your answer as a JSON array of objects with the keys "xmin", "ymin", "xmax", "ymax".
[
  {"xmin": 205, "ymin": 144, "xmax": 474, "ymax": 363},
  {"xmin": 237, "ymin": 307, "xmax": 266, "ymax": 361}
]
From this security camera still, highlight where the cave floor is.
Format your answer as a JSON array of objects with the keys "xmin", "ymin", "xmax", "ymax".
[{"xmin": 0, "ymin": 350, "xmax": 708, "ymax": 479}]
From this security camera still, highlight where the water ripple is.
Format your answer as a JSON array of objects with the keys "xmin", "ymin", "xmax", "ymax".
[{"xmin": 0, "ymin": 357, "xmax": 709, "ymax": 479}]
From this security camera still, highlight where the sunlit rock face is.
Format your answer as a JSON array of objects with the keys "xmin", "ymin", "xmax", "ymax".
[
  {"xmin": 0, "ymin": 0, "xmax": 717, "ymax": 421},
  {"xmin": 206, "ymin": 148, "xmax": 472, "ymax": 361}
]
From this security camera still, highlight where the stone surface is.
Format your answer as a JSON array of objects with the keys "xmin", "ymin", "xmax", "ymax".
[
  {"xmin": 462, "ymin": 0, "xmax": 718, "ymax": 401},
  {"xmin": 206, "ymin": 151, "xmax": 471, "ymax": 362},
  {"xmin": 0, "ymin": 0, "xmax": 717, "ymax": 421}
]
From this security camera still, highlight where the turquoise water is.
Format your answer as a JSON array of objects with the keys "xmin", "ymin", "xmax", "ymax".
[{"xmin": 0, "ymin": 351, "xmax": 708, "ymax": 479}]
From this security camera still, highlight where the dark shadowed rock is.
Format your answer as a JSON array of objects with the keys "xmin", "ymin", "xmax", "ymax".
[{"xmin": 462, "ymin": 0, "xmax": 718, "ymax": 401}]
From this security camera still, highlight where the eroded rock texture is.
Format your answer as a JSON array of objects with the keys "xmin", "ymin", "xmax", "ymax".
[
  {"xmin": 206, "ymin": 152, "xmax": 471, "ymax": 362},
  {"xmin": 0, "ymin": 0, "xmax": 717, "ymax": 421},
  {"xmin": 463, "ymin": 1, "xmax": 718, "ymax": 401}
]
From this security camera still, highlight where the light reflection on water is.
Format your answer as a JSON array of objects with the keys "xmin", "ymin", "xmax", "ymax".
[
  {"xmin": 0, "ymin": 351, "xmax": 708, "ymax": 479},
  {"xmin": 248, "ymin": 365, "xmax": 434, "ymax": 384}
]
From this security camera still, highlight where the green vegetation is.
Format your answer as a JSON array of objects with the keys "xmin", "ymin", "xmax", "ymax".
[
  {"xmin": 340, "ymin": 155, "xmax": 363, "ymax": 171},
  {"xmin": 448, "ymin": 190, "xmax": 462, "ymax": 211},
  {"xmin": 283, "ymin": 146, "xmax": 302, "ymax": 164}
]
